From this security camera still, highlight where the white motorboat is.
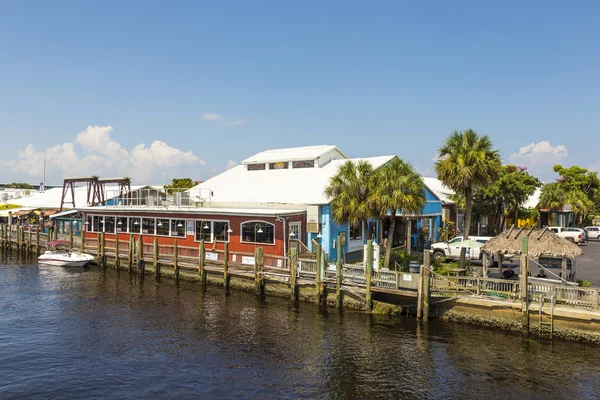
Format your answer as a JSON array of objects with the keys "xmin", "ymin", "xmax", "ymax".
[{"xmin": 38, "ymin": 240, "xmax": 95, "ymax": 267}]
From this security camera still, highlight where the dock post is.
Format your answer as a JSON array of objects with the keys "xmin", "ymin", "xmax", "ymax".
[
  {"xmin": 137, "ymin": 235, "xmax": 144, "ymax": 271},
  {"xmin": 28, "ymin": 227, "xmax": 32, "ymax": 252},
  {"xmin": 289, "ymin": 248, "xmax": 297, "ymax": 300},
  {"xmin": 35, "ymin": 226, "xmax": 40, "ymax": 254},
  {"xmin": 365, "ymin": 239, "xmax": 373, "ymax": 311},
  {"xmin": 173, "ymin": 240, "xmax": 179, "ymax": 279},
  {"xmin": 315, "ymin": 243, "xmax": 322, "ymax": 298},
  {"xmin": 0, "ymin": 224, "xmax": 3, "ymax": 249},
  {"xmin": 423, "ymin": 250, "xmax": 431, "ymax": 321},
  {"xmin": 128, "ymin": 234, "xmax": 134, "ymax": 270},
  {"xmin": 336, "ymin": 235, "xmax": 343, "ymax": 307},
  {"xmin": 520, "ymin": 236, "xmax": 530, "ymax": 332},
  {"xmin": 223, "ymin": 242, "xmax": 230, "ymax": 290},
  {"xmin": 254, "ymin": 247, "xmax": 264, "ymax": 293},
  {"xmin": 69, "ymin": 226, "xmax": 73, "ymax": 251},
  {"xmin": 80, "ymin": 227, "xmax": 84, "ymax": 252},
  {"xmin": 153, "ymin": 237, "xmax": 159, "ymax": 277},
  {"xmin": 258, "ymin": 247, "xmax": 265, "ymax": 294},
  {"xmin": 100, "ymin": 232, "xmax": 106, "ymax": 267},
  {"xmin": 199, "ymin": 240, "xmax": 206, "ymax": 286},
  {"xmin": 115, "ymin": 235, "xmax": 121, "ymax": 270}
]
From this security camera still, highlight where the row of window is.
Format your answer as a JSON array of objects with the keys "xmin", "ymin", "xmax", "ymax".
[
  {"xmin": 246, "ymin": 159, "xmax": 315, "ymax": 171},
  {"xmin": 85, "ymin": 215, "xmax": 276, "ymax": 244}
]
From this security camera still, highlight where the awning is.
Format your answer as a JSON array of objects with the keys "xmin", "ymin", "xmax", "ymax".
[
  {"xmin": 50, "ymin": 209, "xmax": 81, "ymax": 220},
  {"xmin": 0, "ymin": 208, "xmax": 34, "ymax": 217}
]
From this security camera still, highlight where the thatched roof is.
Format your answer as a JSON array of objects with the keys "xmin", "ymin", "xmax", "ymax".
[{"xmin": 481, "ymin": 227, "xmax": 583, "ymax": 260}]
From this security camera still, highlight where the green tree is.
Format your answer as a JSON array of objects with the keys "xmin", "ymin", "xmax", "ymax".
[
  {"xmin": 324, "ymin": 160, "xmax": 378, "ymax": 243},
  {"xmin": 539, "ymin": 182, "xmax": 566, "ymax": 224},
  {"xmin": 164, "ymin": 178, "xmax": 195, "ymax": 192},
  {"xmin": 5, "ymin": 182, "xmax": 35, "ymax": 189},
  {"xmin": 371, "ymin": 158, "xmax": 425, "ymax": 268},
  {"xmin": 552, "ymin": 165, "xmax": 599, "ymax": 224},
  {"xmin": 434, "ymin": 130, "xmax": 502, "ymax": 267}
]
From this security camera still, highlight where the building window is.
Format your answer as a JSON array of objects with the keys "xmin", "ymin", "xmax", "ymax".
[
  {"xmin": 142, "ymin": 218, "xmax": 155, "ymax": 234},
  {"xmin": 214, "ymin": 221, "xmax": 230, "ymax": 242},
  {"xmin": 196, "ymin": 220, "xmax": 212, "ymax": 242},
  {"xmin": 104, "ymin": 216, "xmax": 116, "ymax": 234},
  {"xmin": 91, "ymin": 215, "xmax": 102, "ymax": 233},
  {"xmin": 292, "ymin": 160, "xmax": 314, "ymax": 168},
  {"xmin": 129, "ymin": 217, "xmax": 141, "ymax": 234},
  {"xmin": 241, "ymin": 221, "xmax": 275, "ymax": 244},
  {"xmin": 247, "ymin": 163, "xmax": 266, "ymax": 171},
  {"xmin": 156, "ymin": 219, "xmax": 169, "ymax": 236},
  {"xmin": 86, "ymin": 215, "xmax": 93, "ymax": 231},
  {"xmin": 171, "ymin": 219, "xmax": 185, "ymax": 237},
  {"xmin": 349, "ymin": 222, "xmax": 362, "ymax": 240},
  {"xmin": 116, "ymin": 217, "xmax": 127, "ymax": 232},
  {"xmin": 269, "ymin": 162, "xmax": 288, "ymax": 170}
]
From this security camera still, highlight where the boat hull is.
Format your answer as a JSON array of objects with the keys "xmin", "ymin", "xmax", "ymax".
[
  {"xmin": 38, "ymin": 252, "xmax": 95, "ymax": 267},
  {"xmin": 37, "ymin": 259, "xmax": 92, "ymax": 267}
]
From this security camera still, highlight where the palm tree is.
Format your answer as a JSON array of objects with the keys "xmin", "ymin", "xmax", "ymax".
[
  {"xmin": 539, "ymin": 182, "xmax": 566, "ymax": 225},
  {"xmin": 372, "ymin": 158, "xmax": 426, "ymax": 268},
  {"xmin": 434, "ymin": 129, "xmax": 502, "ymax": 261},
  {"xmin": 324, "ymin": 160, "xmax": 377, "ymax": 241},
  {"xmin": 565, "ymin": 188, "xmax": 592, "ymax": 226}
]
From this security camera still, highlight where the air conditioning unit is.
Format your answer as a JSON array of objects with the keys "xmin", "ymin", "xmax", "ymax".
[{"xmin": 307, "ymin": 222, "xmax": 321, "ymax": 233}]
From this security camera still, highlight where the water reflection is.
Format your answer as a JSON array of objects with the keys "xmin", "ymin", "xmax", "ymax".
[{"xmin": 0, "ymin": 261, "xmax": 599, "ymax": 399}]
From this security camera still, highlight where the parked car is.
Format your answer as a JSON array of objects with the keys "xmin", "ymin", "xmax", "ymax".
[
  {"xmin": 548, "ymin": 226, "xmax": 585, "ymax": 244},
  {"xmin": 584, "ymin": 226, "xmax": 600, "ymax": 241},
  {"xmin": 430, "ymin": 236, "xmax": 492, "ymax": 262}
]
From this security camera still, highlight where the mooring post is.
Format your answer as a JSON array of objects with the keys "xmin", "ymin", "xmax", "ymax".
[
  {"xmin": 80, "ymin": 227, "xmax": 84, "ymax": 252},
  {"xmin": 153, "ymin": 237, "xmax": 159, "ymax": 277},
  {"xmin": 315, "ymin": 243, "xmax": 322, "ymax": 298},
  {"xmin": 223, "ymin": 242, "xmax": 230, "ymax": 290},
  {"xmin": 173, "ymin": 240, "xmax": 179, "ymax": 279},
  {"xmin": 561, "ymin": 256, "xmax": 567, "ymax": 285},
  {"xmin": 289, "ymin": 247, "xmax": 297, "ymax": 300},
  {"xmin": 336, "ymin": 235, "xmax": 343, "ymax": 307},
  {"xmin": 521, "ymin": 236, "xmax": 530, "ymax": 332},
  {"xmin": 137, "ymin": 235, "xmax": 144, "ymax": 271},
  {"xmin": 258, "ymin": 247, "xmax": 265, "ymax": 294},
  {"xmin": 35, "ymin": 226, "xmax": 40, "ymax": 254},
  {"xmin": 100, "ymin": 232, "xmax": 106, "ymax": 267},
  {"xmin": 199, "ymin": 240, "xmax": 206, "ymax": 286},
  {"xmin": 128, "ymin": 234, "xmax": 134, "ymax": 270},
  {"xmin": 69, "ymin": 226, "xmax": 73, "ymax": 251},
  {"xmin": 365, "ymin": 239, "xmax": 373, "ymax": 311},
  {"xmin": 423, "ymin": 250, "xmax": 431, "ymax": 321},
  {"xmin": 114, "ymin": 234, "xmax": 121, "ymax": 269},
  {"xmin": 254, "ymin": 247, "xmax": 264, "ymax": 293},
  {"xmin": 28, "ymin": 227, "xmax": 32, "ymax": 252}
]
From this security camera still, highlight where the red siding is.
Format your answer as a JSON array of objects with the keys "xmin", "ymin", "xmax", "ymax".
[{"xmin": 83, "ymin": 211, "xmax": 306, "ymax": 257}]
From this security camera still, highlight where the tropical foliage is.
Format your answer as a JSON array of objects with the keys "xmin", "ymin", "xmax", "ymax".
[
  {"xmin": 164, "ymin": 178, "xmax": 196, "ymax": 192},
  {"xmin": 5, "ymin": 182, "xmax": 35, "ymax": 189}
]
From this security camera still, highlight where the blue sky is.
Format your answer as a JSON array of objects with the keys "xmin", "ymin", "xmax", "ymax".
[{"xmin": 1, "ymin": 1, "xmax": 598, "ymax": 184}]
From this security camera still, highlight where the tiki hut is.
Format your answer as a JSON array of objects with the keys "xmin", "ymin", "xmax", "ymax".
[{"xmin": 482, "ymin": 226, "xmax": 583, "ymax": 260}]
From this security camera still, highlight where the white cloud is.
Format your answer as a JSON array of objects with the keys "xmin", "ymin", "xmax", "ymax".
[
  {"xmin": 508, "ymin": 141, "xmax": 568, "ymax": 166},
  {"xmin": 225, "ymin": 160, "xmax": 238, "ymax": 170},
  {"xmin": 0, "ymin": 126, "xmax": 205, "ymax": 184},
  {"xmin": 201, "ymin": 113, "xmax": 225, "ymax": 122},
  {"xmin": 589, "ymin": 161, "xmax": 600, "ymax": 173},
  {"xmin": 202, "ymin": 112, "xmax": 245, "ymax": 127},
  {"xmin": 224, "ymin": 120, "xmax": 246, "ymax": 127}
]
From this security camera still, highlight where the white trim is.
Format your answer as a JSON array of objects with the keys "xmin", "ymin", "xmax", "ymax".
[
  {"xmin": 289, "ymin": 221, "xmax": 301, "ymax": 240},
  {"xmin": 240, "ymin": 219, "xmax": 276, "ymax": 246},
  {"xmin": 193, "ymin": 219, "xmax": 231, "ymax": 243}
]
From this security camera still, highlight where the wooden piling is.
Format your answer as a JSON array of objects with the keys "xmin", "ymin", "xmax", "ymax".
[
  {"xmin": 422, "ymin": 251, "xmax": 431, "ymax": 321},
  {"xmin": 521, "ymin": 236, "xmax": 530, "ymax": 331},
  {"xmin": 153, "ymin": 237, "xmax": 159, "ymax": 277},
  {"xmin": 173, "ymin": 240, "xmax": 179, "ymax": 279},
  {"xmin": 315, "ymin": 243, "xmax": 322, "ymax": 297},
  {"xmin": 223, "ymin": 242, "xmax": 230, "ymax": 289},
  {"xmin": 561, "ymin": 256, "xmax": 567, "ymax": 285},
  {"xmin": 289, "ymin": 247, "xmax": 297, "ymax": 300},
  {"xmin": 365, "ymin": 239, "xmax": 373, "ymax": 311},
  {"xmin": 100, "ymin": 232, "xmax": 106, "ymax": 267},
  {"xmin": 199, "ymin": 240, "xmax": 206, "ymax": 286},
  {"xmin": 35, "ymin": 227, "xmax": 40, "ymax": 254},
  {"xmin": 336, "ymin": 235, "xmax": 343, "ymax": 307},
  {"xmin": 254, "ymin": 247, "xmax": 264, "ymax": 293},
  {"xmin": 28, "ymin": 227, "xmax": 32, "ymax": 252},
  {"xmin": 69, "ymin": 226, "xmax": 73, "ymax": 250},
  {"xmin": 128, "ymin": 234, "xmax": 134, "ymax": 270},
  {"xmin": 137, "ymin": 235, "xmax": 143, "ymax": 271}
]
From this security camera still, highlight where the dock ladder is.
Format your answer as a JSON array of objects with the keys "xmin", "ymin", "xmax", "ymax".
[{"xmin": 538, "ymin": 293, "xmax": 555, "ymax": 338}]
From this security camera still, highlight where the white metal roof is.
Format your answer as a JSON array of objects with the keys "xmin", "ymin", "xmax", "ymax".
[
  {"xmin": 241, "ymin": 145, "xmax": 343, "ymax": 164},
  {"xmin": 523, "ymin": 188, "xmax": 541, "ymax": 209},
  {"xmin": 195, "ymin": 155, "xmax": 395, "ymax": 205},
  {"xmin": 78, "ymin": 206, "xmax": 305, "ymax": 216},
  {"xmin": 422, "ymin": 177, "xmax": 455, "ymax": 205}
]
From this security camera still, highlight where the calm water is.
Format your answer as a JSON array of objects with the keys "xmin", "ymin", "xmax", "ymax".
[{"xmin": 1, "ymin": 253, "xmax": 599, "ymax": 399}]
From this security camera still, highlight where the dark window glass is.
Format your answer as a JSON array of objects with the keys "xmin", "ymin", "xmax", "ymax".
[
  {"xmin": 241, "ymin": 222, "xmax": 274, "ymax": 244},
  {"xmin": 269, "ymin": 162, "xmax": 288, "ymax": 170},
  {"xmin": 86, "ymin": 215, "xmax": 93, "ymax": 232},
  {"xmin": 292, "ymin": 160, "xmax": 314, "ymax": 168},
  {"xmin": 116, "ymin": 217, "xmax": 127, "ymax": 232},
  {"xmin": 247, "ymin": 163, "xmax": 266, "ymax": 171},
  {"xmin": 350, "ymin": 223, "xmax": 362, "ymax": 240},
  {"xmin": 104, "ymin": 216, "xmax": 116, "ymax": 234},
  {"xmin": 195, "ymin": 220, "xmax": 212, "ymax": 241},
  {"xmin": 129, "ymin": 217, "xmax": 141, "ymax": 234},
  {"xmin": 214, "ymin": 221, "xmax": 230, "ymax": 242},
  {"xmin": 171, "ymin": 219, "xmax": 185, "ymax": 237},
  {"xmin": 156, "ymin": 219, "xmax": 169, "ymax": 236},
  {"xmin": 142, "ymin": 218, "xmax": 155, "ymax": 234}
]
